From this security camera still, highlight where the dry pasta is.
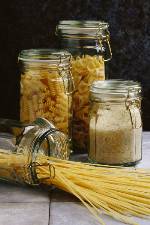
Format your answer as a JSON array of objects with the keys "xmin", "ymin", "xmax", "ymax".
[
  {"xmin": 0, "ymin": 151, "xmax": 150, "ymax": 225},
  {"xmin": 20, "ymin": 70, "xmax": 72, "ymax": 135},
  {"xmin": 71, "ymin": 55, "xmax": 105, "ymax": 152}
]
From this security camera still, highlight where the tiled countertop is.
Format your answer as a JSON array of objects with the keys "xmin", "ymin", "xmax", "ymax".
[{"xmin": 0, "ymin": 132, "xmax": 149, "ymax": 225}]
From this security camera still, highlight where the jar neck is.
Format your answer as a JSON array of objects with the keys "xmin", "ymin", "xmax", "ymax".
[
  {"xmin": 18, "ymin": 49, "xmax": 72, "ymax": 73},
  {"xmin": 19, "ymin": 60, "xmax": 71, "ymax": 73},
  {"xmin": 59, "ymin": 37, "xmax": 112, "ymax": 61},
  {"xmin": 57, "ymin": 21, "xmax": 112, "ymax": 61},
  {"xmin": 90, "ymin": 95, "xmax": 141, "ymax": 105}
]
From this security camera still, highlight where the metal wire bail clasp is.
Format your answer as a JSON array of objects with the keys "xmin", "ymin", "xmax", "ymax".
[
  {"xmin": 96, "ymin": 23, "xmax": 112, "ymax": 61},
  {"xmin": 125, "ymin": 88, "xmax": 142, "ymax": 129},
  {"xmin": 28, "ymin": 161, "xmax": 55, "ymax": 185},
  {"xmin": 58, "ymin": 53, "xmax": 74, "ymax": 95}
]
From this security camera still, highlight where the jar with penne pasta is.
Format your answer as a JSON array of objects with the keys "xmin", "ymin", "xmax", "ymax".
[
  {"xmin": 56, "ymin": 20, "xmax": 112, "ymax": 153},
  {"xmin": 18, "ymin": 49, "xmax": 74, "ymax": 141}
]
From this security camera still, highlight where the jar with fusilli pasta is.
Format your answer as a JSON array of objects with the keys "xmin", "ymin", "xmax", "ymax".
[
  {"xmin": 56, "ymin": 20, "xmax": 112, "ymax": 153},
  {"xmin": 18, "ymin": 49, "xmax": 74, "ymax": 141}
]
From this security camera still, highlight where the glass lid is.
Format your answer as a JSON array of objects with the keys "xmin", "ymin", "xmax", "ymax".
[
  {"xmin": 90, "ymin": 80, "xmax": 141, "ymax": 97},
  {"xmin": 18, "ymin": 49, "xmax": 71, "ymax": 66},
  {"xmin": 56, "ymin": 20, "xmax": 109, "ymax": 38}
]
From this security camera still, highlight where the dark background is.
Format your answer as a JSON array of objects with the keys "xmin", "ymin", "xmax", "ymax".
[{"xmin": 0, "ymin": 0, "xmax": 150, "ymax": 129}]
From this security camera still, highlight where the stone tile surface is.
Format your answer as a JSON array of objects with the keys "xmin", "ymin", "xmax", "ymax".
[
  {"xmin": 0, "ymin": 203, "xmax": 49, "ymax": 225},
  {"xmin": 0, "ymin": 182, "xmax": 50, "ymax": 203},
  {"xmin": 50, "ymin": 202, "xmax": 99, "ymax": 225},
  {"xmin": 50, "ymin": 202, "xmax": 149, "ymax": 225},
  {"xmin": 136, "ymin": 132, "xmax": 150, "ymax": 169}
]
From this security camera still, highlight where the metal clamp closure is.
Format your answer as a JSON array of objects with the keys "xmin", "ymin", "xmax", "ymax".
[
  {"xmin": 96, "ymin": 24, "xmax": 112, "ymax": 61},
  {"xmin": 28, "ymin": 161, "xmax": 55, "ymax": 185},
  {"xmin": 125, "ymin": 89, "xmax": 142, "ymax": 129},
  {"xmin": 57, "ymin": 54, "xmax": 74, "ymax": 95}
]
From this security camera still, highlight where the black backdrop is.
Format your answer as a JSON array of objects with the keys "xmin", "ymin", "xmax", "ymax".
[{"xmin": 0, "ymin": 0, "xmax": 150, "ymax": 129}]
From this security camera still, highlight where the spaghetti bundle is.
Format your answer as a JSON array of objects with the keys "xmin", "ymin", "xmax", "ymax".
[{"xmin": 0, "ymin": 152, "xmax": 150, "ymax": 225}]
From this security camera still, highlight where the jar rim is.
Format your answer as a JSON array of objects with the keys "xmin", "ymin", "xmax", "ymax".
[
  {"xmin": 90, "ymin": 80, "xmax": 141, "ymax": 95},
  {"xmin": 56, "ymin": 20, "xmax": 109, "ymax": 39},
  {"xmin": 18, "ymin": 49, "xmax": 71, "ymax": 65},
  {"xmin": 57, "ymin": 20, "xmax": 109, "ymax": 28}
]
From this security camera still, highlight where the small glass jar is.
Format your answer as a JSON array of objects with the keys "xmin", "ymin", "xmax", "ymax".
[
  {"xmin": 0, "ymin": 117, "xmax": 69, "ymax": 184},
  {"xmin": 89, "ymin": 80, "xmax": 142, "ymax": 166},
  {"xmin": 18, "ymin": 49, "xmax": 74, "ymax": 139},
  {"xmin": 56, "ymin": 20, "xmax": 112, "ymax": 153}
]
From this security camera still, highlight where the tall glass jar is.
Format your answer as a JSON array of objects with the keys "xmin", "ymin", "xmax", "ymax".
[
  {"xmin": 89, "ymin": 80, "xmax": 142, "ymax": 166},
  {"xmin": 56, "ymin": 20, "xmax": 112, "ymax": 153},
  {"xmin": 18, "ymin": 49, "xmax": 74, "ymax": 140}
]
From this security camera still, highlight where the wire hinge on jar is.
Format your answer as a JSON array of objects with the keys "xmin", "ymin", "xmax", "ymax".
[
  {"xmin": 58, "ymin": 54, "xmax": 75, "ymax": 95},
  {"xmin": 27, "ymin": 161, "xmax": 55, "ymax": 185},
  {"xmin": 96, "ymin": 23, "xmax": 112, "ymax": 62},
  {"xmin": 125, "ymin": 88, "xmax": 142, "ymax": 129}
]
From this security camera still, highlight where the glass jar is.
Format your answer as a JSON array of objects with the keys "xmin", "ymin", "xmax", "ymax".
[
  {"xmin": 0, "ymin": 117, "xmax": 69, "ymax": 184},
  {"xmin": 18, "ymin": 49, "xmax": 74, "ymax": 139},
  {"xmin": 89, "ymin": 80, "xmax": 142, "ymax": 166},
  {"xmin": 56, "ymin": 20, "xmax": 112, "ymax": 153}
]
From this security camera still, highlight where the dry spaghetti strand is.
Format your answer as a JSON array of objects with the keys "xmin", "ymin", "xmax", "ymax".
[{"xmin": 0, "ymin": 152, "xmax": 150, "ymax": 225}]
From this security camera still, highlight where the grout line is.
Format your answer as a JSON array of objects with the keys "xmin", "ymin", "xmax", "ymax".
[
  {"xmin": 48, "ymin": 202, "xmax": 51, "ymax": 225},
  {"xmin": 48, "ymin": 188, "xmax": 53, "ymax": 225}
]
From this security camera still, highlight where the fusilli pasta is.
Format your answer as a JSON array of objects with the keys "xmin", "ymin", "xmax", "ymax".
[{"xmin": 20, "ymin": 70, "xmax": 71, "ymax": 136}]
